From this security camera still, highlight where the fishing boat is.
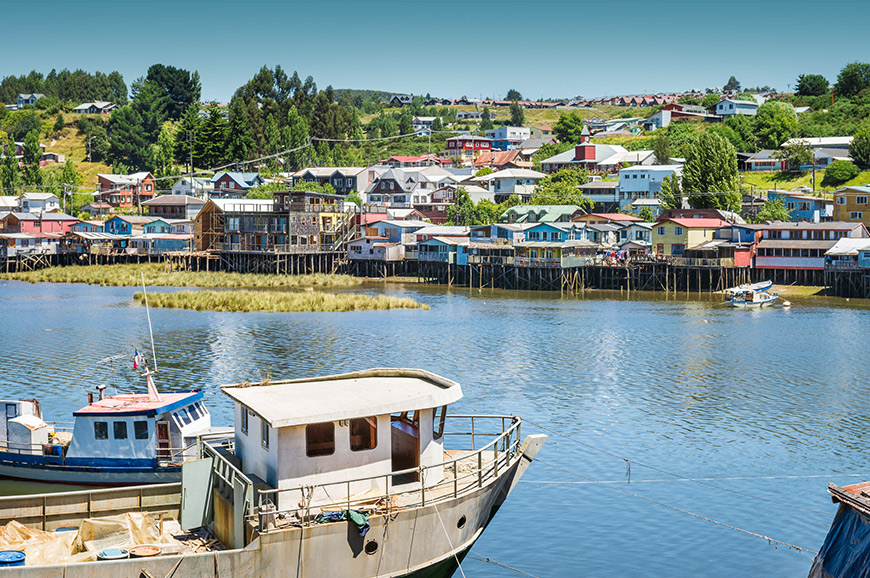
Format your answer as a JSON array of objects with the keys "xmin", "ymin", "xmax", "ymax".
[
  {"xmin": 0, "ymin": 368, "xmax": 547, "ymax": 577},
  {"xmin": 728, "ymin": 290, "xmax": 778, "ymax": 308},
  {"xmin": 0, "ymin": 360, "xmax": 227, "ymax": 486},
  {"xmin": 724, "ymin": 279, "xmax": 773, "ymax": 298},
  {"xmin": 810, "ymin": 482, "xmax": 870, "ymax": 577}
]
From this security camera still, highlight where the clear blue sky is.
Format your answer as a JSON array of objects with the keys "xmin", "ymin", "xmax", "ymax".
[{"xmin": 3, "ymin": 0, "xmax": 869, "ymax": 102}]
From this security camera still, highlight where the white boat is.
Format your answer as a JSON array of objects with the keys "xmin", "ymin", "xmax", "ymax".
[
  {"xmin": 728, "ymin": 290, "xmax": 779, "ymax": 308},
  {"xmin": 0, "ymin": 368, "xmax": 547, "ymax": 577},
  {"xmin": 725, "ymin": 280, "xmax": 773, "ymax": 297}
]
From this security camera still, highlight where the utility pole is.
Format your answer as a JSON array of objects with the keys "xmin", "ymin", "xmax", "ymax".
[
  {"xmin": 187, "ymin": 132, "xmax": 194, "ymax": 196},
  {"xmin": 88, "ymin": 135, "xmax": 93, "ymax": 163}
]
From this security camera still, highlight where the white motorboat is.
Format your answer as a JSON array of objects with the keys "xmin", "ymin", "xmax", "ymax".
[
  {"xmin": 728, "ymin": 290, "xmax": 778, "ymax": 308},
  {"xmin": 725, "ymin": 280, "xmax": 773, "ymax": 298}
]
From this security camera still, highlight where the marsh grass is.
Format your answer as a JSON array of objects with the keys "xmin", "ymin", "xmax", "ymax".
[
  {"xmin": 133, "ymin": 289, "xmax": 429, "ymax": 313},
  {"xmin": 0, "ymin": 263, "xmax": 362, "ymax": 289}
]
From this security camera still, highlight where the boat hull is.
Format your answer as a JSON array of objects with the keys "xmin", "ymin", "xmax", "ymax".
[{"xmin": 0, "ymin": 459, "xmax": 180, "ymax": 486}]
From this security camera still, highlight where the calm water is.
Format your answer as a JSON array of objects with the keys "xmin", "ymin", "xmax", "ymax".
[{"xmin": 1, "ymin": 279, "xmax": 869, "ymax": 577}]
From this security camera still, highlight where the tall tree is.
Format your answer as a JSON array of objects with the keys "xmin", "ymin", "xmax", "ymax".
[
  {"xmin": 652, "ymin": 132, "xmax": 670, "ymax": 164},
  {"xmin": 509, "ymin": 102, "xmax": 525, "ymax": 126},
  {"xmin": 21, "ymin": 130, "xmax": 43, "ymax": 187},
  {"xmin": 835, "ymin": 62, "xmax": 870, "ymax": 98},
  {"xmin": 225, "ymin": 97, "xmax": 254, "ymax": 164},
  {"xmin": 754, "ymin": 101, "xmax": 797, "ymax": 149},
  {"xmin": 553, "ymin": 111, "xmax": 586, "ymax": 143},
  {"xmin": 724, "ymin": 76, "xmax": 741, "ymax": 91},
  {"xmin": 682, "ymin": 132, "xmax": 740, "ymax": 212},
  {"xmin": 282, "ymin": 105, "xmax": 309, "ymax": 171},
  {"xmin": 263, "ymin": 114, "xmax": 281, "ymax": 170},
  {"xmin": 479, "ymin": 107, "xmax": 493, "ymax": 131},
  {"xmin": 60, "ymin": 158, "xmax": 81, "ymax": 190},
  {"xmin": 796, "ymin": 74, "xmax": 829, "ymax": 97},
  {"xmin": 849, "ymin": 124, "xmax": 870, "ymax": 168},
  {"xmin": 0, "ymin": 135, "xmax": 21, "ymax": 193},
  {"xmin": 198, "ymin": 103, "xmax": 228, "ymax": 168},
  {"xmin": 151, "ymin": 122, "xmax": 177, "ymax": 183},
  {"xmin": 174, "ymin": 103, "xmax": 202, "ymax": 168},
  {"xmin": 146, "ymin": 64, "xmax": 202, "ymax": 121},
  {"xmin": 658, "ymin": 174, "xmax": 682, "ymax": 210},
  {"xmin": 506, "ymin": 89, "xmax": 522, "ymax": 101}
]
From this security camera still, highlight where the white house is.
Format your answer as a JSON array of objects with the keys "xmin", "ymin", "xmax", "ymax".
[
  {"xmin": 412, "ymin": 116, "xmax": 436, "ymax": 136},
  {"xmin": 472, "ymin": 168, "xmax": 545, "ymax": 203},
  {"xmin": 618, "ymin": 165, "xmax": 682, "ymax": 209},
  {"xmin": 171, "ymin": 176, "xmax": 213, "ymax": 197},
  {"xmin": 18, "ymin": 193, "xmax": 60, "ymax": 214},
  {"xmin": 780, "ymin": 136, "xmax": 853, "ymax": 151},
  {"xmin": 72, "ymin": 101, "xmax": 118, "ymax": 114},
  {"xmin": 715, "ymin": 99, "xmax": 759, "ymax": 117}
]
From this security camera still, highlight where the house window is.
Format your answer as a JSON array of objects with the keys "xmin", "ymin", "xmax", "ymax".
[
  {"xmin": 673, "ymin": 226, "xmax": 683, "ymax": 236},
  {"xmin": 656, "ymin": 226, "xmax": 665, "ymax": 236},
  {"xmin": 850, "ymin": 212, "xmax": 863, "ymax": 220},
  {"xmin": 114, "ymin": 422, "xmax": 128, "ymax": 439},
  {"xmin": 261, "ymin": 419, "xmax": 270, "ymax": 450},
  {"xmin": 94, "ymin": 421, "xmax": 108, "ymax": 440},
  {"xmin": 787, "ymin": 202, "xmax": 795, "ymax": 210},
  {"xmin": 672, "ymin": 244, "xmax": 685, "ymax": 255},
  {"xmin": 350, "ymin": 417, "xmax": 377, "ymax": 451},
  {"xmin": 134, "ymin": 421, "xmax": 149, "ymax": 439},
  {"xmin": 858, "ymin": 196, "xmax": 868, "ymax": 205},
  {"xmin": 837, "ymin": 197, "xmax": 846, "ymax": 205},
  {"xmin": 306, "ymin": 422, "xmax": 335, "ymax": 457},
  {"xmin": 241, "ymin": 408, "xmax": 248, "ymax": 434}
]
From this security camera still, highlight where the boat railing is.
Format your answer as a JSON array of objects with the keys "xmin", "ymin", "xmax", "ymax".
[
  {"xmin": 249, "ymin": 414, "xmax": 522, "ymax": 533},
  {"xmin": 157, "ymin": 432, "xmax": 235, "ymax": 467}
]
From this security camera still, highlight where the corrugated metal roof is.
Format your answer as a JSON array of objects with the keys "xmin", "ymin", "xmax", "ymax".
[{"xmin": 757, "ymin": 239, "xmax": 837, "ymax": 249}]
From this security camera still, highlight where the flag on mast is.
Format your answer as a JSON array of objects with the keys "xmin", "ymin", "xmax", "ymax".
[{"xmin": 133, "ymin": 349, "xmax": 144, "ymax": 370}]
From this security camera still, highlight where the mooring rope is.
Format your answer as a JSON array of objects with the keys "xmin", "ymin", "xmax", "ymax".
[{"xmin": 468, "ymin": 550, "xmax": 543, "ymax": 577}]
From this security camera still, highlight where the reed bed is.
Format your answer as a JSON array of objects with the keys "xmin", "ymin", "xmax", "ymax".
[
  {"xmin": 0, "ymin": 263, "xmax": 362, "ymax": 289},
  {"xmin": 134, "ymin": 289, "xmax": 429, "ymax": 313}
]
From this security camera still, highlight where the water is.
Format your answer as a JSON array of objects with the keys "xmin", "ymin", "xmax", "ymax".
[{"xmin": 1, "ymin": 279, "xmax": 868, "ymax": 577}]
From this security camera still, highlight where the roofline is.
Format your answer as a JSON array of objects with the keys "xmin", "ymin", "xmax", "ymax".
[{"xmin": 72, "ymin": 390, "xmax": 203, "ymax": 417}]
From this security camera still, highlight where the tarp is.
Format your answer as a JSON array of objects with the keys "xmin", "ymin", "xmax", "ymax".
[{"xmin": 809, "ymin": 504, "xmax": 870, "ymax": 578}]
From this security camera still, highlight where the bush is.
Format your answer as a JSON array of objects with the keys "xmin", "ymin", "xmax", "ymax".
[{"xmin": 822, "ymin": 160, "xmax": 860, "ymax": 187}]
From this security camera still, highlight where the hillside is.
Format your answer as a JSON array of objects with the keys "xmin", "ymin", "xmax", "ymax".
[{"xmin": 43, "ymin": 112, "xmax": 112, "ymax": 187}]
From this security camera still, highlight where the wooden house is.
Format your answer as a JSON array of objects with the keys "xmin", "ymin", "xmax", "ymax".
[
  {"xmin": 97, "ymin": 172, "xmax": 156, "ymax": 208},
  {"xmin": 418, "ymin": 237, "xmax": 469, "ymax": 265},
  {"xmin": 514, "ymin": 240, "xmax": 597, "ymax": 268}
]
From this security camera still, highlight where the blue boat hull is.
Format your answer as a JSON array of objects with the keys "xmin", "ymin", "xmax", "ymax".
[{"xmin": 0, "ymin": 452, "xmax": 181, "ymax": 486}]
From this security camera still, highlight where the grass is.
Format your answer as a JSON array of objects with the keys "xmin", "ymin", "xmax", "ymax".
[
  {"xmin": 133, "ymin": 289, "xmax": 429, "ymax": 313},
  {"xmin": 742, "ymin": 169, "xmax": 870, "ymax": 196},
  {"xmin": 0, "ymin": 263, "xmax": 364, "ymax": 289}
]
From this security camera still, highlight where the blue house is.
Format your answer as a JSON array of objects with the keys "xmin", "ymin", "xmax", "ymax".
[
  {"xmin": 363, "ymin": 220, "xmax": 429, "ymax": 244},
  {"xmin": 143, "ymin": 219, "xmax": 172, "ymax": 234},
  {"xmin": 767, "ymin": 191, "xmax": 832, "ymax": 222},
  {"xmin": 70, "ymin": 221, "xmax": 105, "ymax": 234},
  {"xmin": 104, "ymin": 216, "xmax": 159, "ymax": 236},
  {"xmin": 524, "ymin": 222, "xmax": 587, "ymax": 243},
  {"xmin": 469, "ymin": 223, "xmax": 535, "ymax": 244},
  {"xmin": 418, "ymin": 237, "xmax": 468, "ymax": 265}
]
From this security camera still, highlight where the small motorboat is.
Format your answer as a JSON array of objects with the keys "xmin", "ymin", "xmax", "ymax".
[
  {"xmin": 728, "ymin": 290, "xmax": 778, "ymax": 308},
  {"xmin": 725, "ymin": 280, "xmax": 773, "ymax": 298}
]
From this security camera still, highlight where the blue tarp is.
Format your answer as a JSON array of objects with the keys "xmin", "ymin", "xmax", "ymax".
[{"xmin": 809, "ymin": 504, "xmax": 870, "ymax": 578}]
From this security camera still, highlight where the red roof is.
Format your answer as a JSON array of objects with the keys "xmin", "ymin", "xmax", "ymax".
[
  {"xmin": 360, "ymin": 213, "xmax": 388, "ymax": 225},
  {"xmin": 665, "ymin": 218, "xmax": 729, "ymax": 229},
  {"xmin": 73, "ymin": 391, "xmax": 201, "ymax": 416}
]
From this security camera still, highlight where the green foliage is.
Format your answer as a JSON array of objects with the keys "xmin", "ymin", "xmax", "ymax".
[
  {"xmin": 530, "ymin": 168, "xmax": 592, "ymax": 207},
  {"xmin": 283, "ymin": 105, "xmax": 310, "ymax": 171},
  {"xmin": 53, "ymin": 113, "xmax": 64, "ymax": 133},
  {"xmin": 347, "ymin": 192, "xmax": 361, "ymax": 206},
  {"xmin": 399, "ymin": 114, "xmax": 413, "ymax": 135},
  {"xmin": 639, "ymin": 205, "xmax": 655, "ymax": 222},
  {"xmin": 291, "ymin": 180, "xmax": 336, "ymax": 195},
  {"xmin": 198, "ymin": 103, "xmax": 228, "ymax": 168},
  {"xmin": 682, "ymin": 132, "xmax": 740, "ymax": 211},
  {"xmin": 702, "ymin": 93, "xmax": 721, "ymax": 109},
  {"xmin": 0, "ymin": 68, "xmax": 127, "ymax": 106},
  {"xmin": 506, "ymin": 89, "xmax": 522, "ymax": 101},
  {"xmin": 145, "ymin": 64, "xmax": 201, "ymax": 121},
  {"xmin": 678, "ymin": 96, "xmax": 700, "ymax": 105},
  {"xmin": 60, "ymin": 158, "xmax": 81, "ymax": 188},
  {"xmin": 755, "ymin": 101, "xmax": 798, "ymax": 149},
  {"xmin": 850, "ymin": 124, "xmax": 870, "ymax": 168},
  {"xmin": 835, "ymin": 62, "xmax": 870, "ymax": 98},
  {"xmin": 724, "ymin": 76, "xmax": 741, "ymax": 91},
  {"xmin": 553, "ymin": 111, "xmax": 586, "ymax": 143},
  {"xmin": 447, "ymin": 188, "xmax": 520, "ymax": 226},
  {"xmin": 0, "ymin": 135, "xmax": 21, "ymax": 193},
  {"xmin": 263, "ymin": 114, "xmax": 281, "ymax": 169},
  {"xmin": 658, "ymin": 174, "xmax": 682, "ymax": 210},
  {"xmin": 151, "ymin": 122, "xmax": 176, "ymax": 183},
  {"xmin": 78, "ymin": 211, "xmax": 91, "ymax": 220},
  {"xmin": 754, "ymin": 197, "xmax": 792, "ymax": 223},
  {"xmin": 723, "ymin": 115, "xmax": 758, "ymax": 152},
  {"xmin": 652, "ymin": 132, "xmax": 670, "ymax": 164},
  {"xmin": 774, "ymin": 140, "xmax": 814, "ymax": 170},
  {"xmin": 225, "ymin": 97, "xmax": 254, "ymax": 164},
  {"xmin": 475, "ymin": 167, "xmax": 494, "ymax": 178},
  {"xmin": 174, "ymin": 103, "xmax": 200, "ymax": 167},
  {"xmin": 796, "ymin": 74, "xmax": 829, "ymax": 97},
  {"xmin": 479, "ymin": 107, "xmax": 493, "ymax": 131},
  {"xmin": 822, "ymin": 160, "xmax": 860, "ymax": 187},
  {"xmin": 509, "ymin": 102, "xmax": 524, "ymax": 127},
  {"xmin": 21, "ymin": 130, "xmax": 43, "ymax": 186},
  {"xmin": 108, "ymin": 79, "xmax": 167, "ymax": 170},
  {"xmin": 82, "ymin": 121, "xmax": 108, "ymax": 163}
]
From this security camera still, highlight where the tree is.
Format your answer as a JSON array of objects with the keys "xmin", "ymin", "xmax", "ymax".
[
  {"xmin": 701, "ymin": 94, "xmax": 720, "ymax": 109},
  {"xmin": 398, "ymin": 113, "xmax": 413, "ymax": 135},
  {"xmin": 723, "ymin": 115, "xmax": 758, "ymax": 152},
  {"xmin": 755, "ymin": 101, "xmax": 797, "ymax": 149},
  {"xmin": 658, "ymin": 174, "xmax": 682, "ymax": 210},
  {"xmin": 174, "ymin": 102, "xmax": 201, "ymax": 167},
  {"xmin": 682, "ymin": 132, "xmax": 740, "ymax": 211},
  {"xmin": 774, "ymin": 140, "xmax": 814, "ymax": 171},
  {"xmin": 822, "ymin": 160, "xmax": 860, "ymax": 187},
  {"xmin": 282, "ymin": 105, "xmax": 310, "ymax": 171},
  {"xmin": 432, "ymin": 116, "xmax": 443, "ymax": 132},
  {"xmin": 849, "ymin": 124, "xmax": 870, "ymax": 168},
  {"xmin": 638, "ymin": 205, "xmax": 655, "ymax": 222},
  {"xmin": 146, "ymin": 64, "xmax": 202, "ymax": 121},
  {"xmin": 53, "ymin": 113, "xmax": 64, "ymax": 134},
  {"xmin": 475, "ymin": 167, "xmax": 494, "ymax": 178},
  {"xmin": 652, "ymin": 132, "xmax": 670, "ymax": 164},
  {"xmin": 85, "ymin": 124, "xmax": 109, "ymax": 163},
  {"xmin": 0, "ymin": 135, "xmax": 21, "ymax": 193},
  {"xmin": 835, "ymin": 62, "xmax": 870, "ymax": 98},
  {"xmin": 198, "ymin": 103, "xmax": 228, "ymax": 168},
  {"xmin": 678, "ymin": 96, "xmax": 700, "ymax": 105},
  {"xmin": 796, "ymin": 74, "xmax": 829, "ymax": 97},
  {"xmin": 754, "ymin": 197, "xmax": 792, "ymax": 223},
  {"xmin": 21, "ymin": 130, "xmax": 43, "ymax": 187},
  {"xmin": 506, "ymin": 89, "xmax": 522, "ymax": 101},
  {"xmin": 225, "ymin": 97, "xmax": 254, "ymax": 164},
  {"xmin": 447, "ymin": 188, "xmax": 478, "ymax": 226},
  {"xmin": 60, "ymin": 158, "xmax": 81, "ymax": 189},
  {"xmin": 151, "ymin": 122, "xmax": 176, "ymax": 182},
  {"xmin": 108, "ymin": 106, "xmax": 152, "ymax": 169},
  {"xmin": 263, "ymin": 114, "xmax": 281, "ymax": 170},
  {"xmin": 346, "ymin": 192, "xmax": 362, "ymax": 207},
  {"xmin": 509, "ymin": 102, "xmax": 525, "ymax": 126},
  {"xmin": 724, "ymin": 76, "xmax": 741, "ymax": 91},
  {"xmin": 479, "ymin": 107, "xmax": 493, "ymax": 131},
  {"xmin": 553, "ymin": 111, "xmax": 586, "ymax": 143}
]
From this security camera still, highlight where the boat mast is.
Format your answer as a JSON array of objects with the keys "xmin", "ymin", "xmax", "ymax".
[{"xmin": 140, "ymin": 273, "xmax": 161, "ymax": 402}]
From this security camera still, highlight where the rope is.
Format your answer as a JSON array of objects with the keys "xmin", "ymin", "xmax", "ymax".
[
  {"xmin": 468, "ymin": 551, "xmax": 542, "ymax": 577},
  {"xmin": 432, "ymin": 501, "xmax": 466, "ymax": 578},
  {"xmin": 536, "ymin": 458, "xmax": 819, "ymax": 554}
]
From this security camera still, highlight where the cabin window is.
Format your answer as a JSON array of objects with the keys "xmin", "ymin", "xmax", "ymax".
[
  {"xmin": 350, "ymin": 417, "xmax": 378, "ymax": 451},
  {"xmin": 241, "ymin": 408, "xmax": 249, "ymax": 434},
  {"xmin": 94, "ymin": 421, "xmax": 108, "ymax": 440},
  {"xmin": 134, "ymin": 421, "xmax": 148, "ymax": 439},
  {"xmin": 306, "ymin": 422, "xmax": 335, "ymax": 457},
  {"xmin": 176, "ymin": 408, "xmax": 191, "ymax": 425},
  {"xmin": 433, "ymin": 406, "xmax": 447, "ymax": 440},
  {"xmin": 114, "ymin": 422, "xmax": 128, "ymax": 439},
  {"xmin": 261, "ymin": 420, "xmax": 270, "ymax": 450},
  {"xmin": 5, "ymin": 404, "xmax": 17, "ymax": 418}
]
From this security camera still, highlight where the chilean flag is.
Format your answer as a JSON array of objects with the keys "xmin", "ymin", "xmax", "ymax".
[{"xmin": 133, "ymin": 349, "xmax": 144, "ymax": 370}]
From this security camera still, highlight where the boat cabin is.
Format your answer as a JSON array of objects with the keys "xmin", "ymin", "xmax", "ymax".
[
  {"xmin": 222, "ymin": 369, "xmax": 463, "ymax": 509},
  {"xmin": 66, "ymin": 391, "xmax": 211, "ymax": 465},
  {"xmin": 0, "ymin": 399, "xmax": 45, "ymax": 455}
]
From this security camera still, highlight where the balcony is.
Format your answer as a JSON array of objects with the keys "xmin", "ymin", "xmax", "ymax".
[
  {"xmin": 825, "ymin": 260, "xmax": 861, "ymax": 271},
  {"xmin": 669, "ymin": 257, "xmax": 736, "ymax": 268}
]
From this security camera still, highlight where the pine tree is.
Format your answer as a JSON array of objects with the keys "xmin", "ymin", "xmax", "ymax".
[
  {"xmin": 0, "ymin": 135, "xmax": 21, "ymax": 193},
  {"xmin": 282, "ymin": 105, "xmax": 309, "ymax": 171},
  {"xmin": 22, "ymin": 130, "xmax": 43, "ymax": 187},
  {"xmin": 683, "ymin": 132, "xmax": 740, "ymax": 212},
  {"xmin": 263, "ymin": 114, "xmax": 281, "ymax": 170},
  {"xmin": 225, "ymin": 97, "xmax": 254, "ymax": 164},
  {"xmin": 60, "ymin": 158, "xmax": 81, "ymax": 188},
  {"xmin": 480, "ymin": 107, "xmax": 493, "ymax": 131},
  {"xmin": 152, "ymin": 122, "xmax": 177, "ymax": 182},
  {"xmin": 174, "ymin": 103, "xmax": 201, "ymax": 168},
  {"xmin": 198, "ymin": 104, "xmax": 228, "ymax": 169}
]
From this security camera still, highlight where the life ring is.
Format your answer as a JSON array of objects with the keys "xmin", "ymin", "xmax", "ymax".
[{"xmin": 533, "ymin": 259, "xmax": 541, "ymax": 267}]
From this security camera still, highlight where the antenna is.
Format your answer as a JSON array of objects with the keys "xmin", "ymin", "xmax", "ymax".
[{"xmin": 141, "ymin": 272, "xmax": 158, "ymax": 372}]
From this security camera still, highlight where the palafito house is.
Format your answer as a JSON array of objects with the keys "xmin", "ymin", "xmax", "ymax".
[
  {"xmin": 833, "ymin": 186, "xmax": 870, "ymax": 229},
  {"xmin": 651, "ymin": 218, "xmax": 729, "ymax": 256}
]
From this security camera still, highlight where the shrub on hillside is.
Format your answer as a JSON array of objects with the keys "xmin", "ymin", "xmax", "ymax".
[{"xmin": 822, "ymin": 160, "xmax": 860, "ymax": 187}]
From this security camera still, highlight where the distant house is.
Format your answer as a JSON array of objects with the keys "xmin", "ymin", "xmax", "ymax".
[
  {"xmin": 361, "ymin": 220, "xmax": 429, "ymax": 245},
  {"xmin": 538, "ymin": 127, "xmax": 653, "ymax": 173},
  {"xmin": 81, "ymin": 202, "xmax": 113, "ymax": 216},
  {"xmin": 104, "ymin": 215, "xmax": 160, "ymax": 236},
  {"xmin": 72, "ymin": 101, "xmax": 118, "ymax": 114},
  {"xmin": 291, "ymin": 167, "xmax": 370, "ymax": 194},
  {"xmin": 0, "ymin": 196, "xmax": 17, "ymax": 212},
  {"xmin": 381, "ymin": 155, "xmax": 452, "ymax": 169},
  {"xmin": 17, "ymin": 193, "xmax": 60, "ymax": 214},
  {"xmin": 755, "ymin": 221, "xmax": 869, "ymax": 271},
  {"xmin": 618, "ymin": 165, "xmax": 682, "ymax": 209},
  {"xmin": 171, "ymin": 176, "xmax": 212, "ymax": 197},
  {"xmin": 573, "ymin": 213, "xmax": 644, "ymax": 226},
  {"xmin": 617, "ymin": 222, "xmax": 652, "ymax": 248},
  {"xmin": 577, "ymin": 181, "xmax": 621, "ymax": 213},
  {"xmin": 514, "ymin": 240, "xmax": 597, "ymax": 268},
  {"xmin": 389, "ymin": 95, "xmax": 413, "ymax": 107},
  {"xmin": 469, "ymin": 223, "xmax": 536, "ymax": 245},
  {"xmin": 523, "ymin": 222, "xmax": 587, "ymax": 243},
  {"xmin": 0, "ymin": 212, "xmax": 79, "ymax": 235},
  {"xmin": 472, "ymin": 149, "xmax": 533, "ymax": 172},
  {"xmin": 347, "ymin": 236, "xmax": 405, "ymax": 261},
  {"xmin": 484, "ymin": 126, "xmax": 531, "ymax": 151},
  {"xmin": 443, "ymin": 136, "xmax": 492, "ymax": 165},
  {"xmin": 501, "ymin": 205, "xmax": 580, "ymax": 224},
  {"xmin": 211, "ymin": 172, "xmax": 265, "ymax": 198},
  {"xmin": 418, "ymin": 237, "xmax": 469, "ymax": 265},
  {"xmin": 833, "ymin": 186, "xmax": 870, "ymax": 228},
  {"xmin": 780, "ymin": 136, "xmax": 852, "ymax": 151},
  {"xmin": 744, "ymin": 150, "xmax": 788, "ymax": 172},
  {"xmin": 530, "ymin": 126, "xmax": 553, "ymax": 139},
  {"xmin": 97, "ymin": 172, "xmax": 156, "ymax": 207},
  {"xmin": 70, "ymin": 220, "xmax": 105, "ymax": 234},
  {"xmin": 16, "ymin": 93, "xmax": 44, "ymax": 108},
  {"xmin": 767, "ymin": 190, "xmax": 832, "ymax": 222},
  {"xmin": 715, "ymin": 99, "xmax": 759, "ymax": 117},
  {"xmin": 457, "ymin": 110, "xmax": 482, "ymax": 120},
  {"xmin": 472, "ymin": 168, "xmax": 545, "ymax": 203},
  {"xmin": 651, "ymin": 218, "xmax": 729, "ymax": 256},
  {"xmin": 412, "ymin": 116, "xmax": 436, "ymax": 136},
  {"xmin": 141, "ymin": 195, "xmax": 206, "ymax": 220}
]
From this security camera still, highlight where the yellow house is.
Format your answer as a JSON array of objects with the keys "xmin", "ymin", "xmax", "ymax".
[
  {"xmin": 652, "ymin": 218, "xmax": 728, "ymax": 256},
  {"xmin": 833, "ymin": 186, "xmax": 870, "ymax": 228}
]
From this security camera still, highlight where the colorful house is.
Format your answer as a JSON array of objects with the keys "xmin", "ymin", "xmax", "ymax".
[
  {"xmin": 715, "ymin": 99, "xmax": 758, "ymax": 117},
  {"xmin": 97, "ymin": 172, "xmax": 156, "ymax": 208},
  {"xmin": 211, "ymin": 172, "xmax": 265, "ymax": 198},
  {"xmin": 514, "ymin": 240, "xmax": 597, "ymax": 268},
  {"xmin": 142, "ymin": 195, "xmax": 206, "ymax": 221},
  {"xmin": 418, "ymin": 237, "xmax": 469, "ymax": 265},
  {"xmin": 443, "ymin": 136, "xmax": 492, "ymax": 165},
  {"xmin": 833, "ymin": 186, "xmax": 870, "ymax": 228},
  {"xmin": 651, "ymin": 218, "xmax": 728, "ymax": 256},
  {"xmin": 523, "ymin": 222, "xmax": 587, "ymax": 243},
  {"xmin": 104, "ymin": 215, "xmax": 159, "ymax": 236},
  {"xmin": 501, "ymin": 205, "xmax": 580, "ymax": 224},
  {"xmin": 755, "ymin": 222, "xmax": 869, "ymax": 270},
  {"xmin": 0, "ymin": 212, "xmax": 80, "ymax": 235},
  {"xmin": 767, "ymin": 190, "xmax": 832, "ymax": 222}
]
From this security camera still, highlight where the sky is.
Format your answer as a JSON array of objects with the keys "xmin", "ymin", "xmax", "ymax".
[{"xmin": 2, "ymin": 0, "xmax": 869, "ymax": 102}]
